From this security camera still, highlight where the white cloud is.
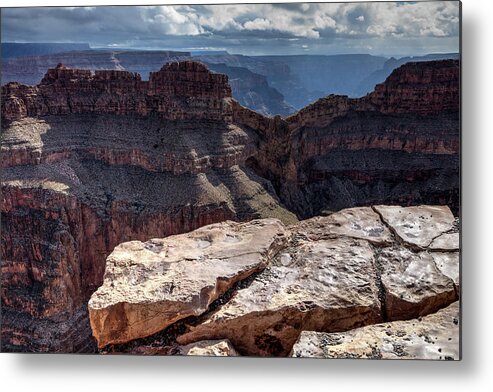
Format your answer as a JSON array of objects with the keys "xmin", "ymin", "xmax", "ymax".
[{"xmin": 1, "ymin": 2, "xmax": 460, "ymax": 55}]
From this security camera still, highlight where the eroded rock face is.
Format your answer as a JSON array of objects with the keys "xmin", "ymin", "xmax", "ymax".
[
  {"xmin": 291, "ymin": 301, "xmax": 460, "ymax": 360},
  {"xmin": 88, "ymin": 219, "xmax": 288, "ymax": 348},
  {"xmin": 2, "ymin": 61, "xmax": 232, "ymax": 122},
  {"xmin": 241, "ymin": 60, "xmax": 460, "ymax": 218}
]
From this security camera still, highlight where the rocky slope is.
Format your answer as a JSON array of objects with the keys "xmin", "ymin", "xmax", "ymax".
[
  {"xmin": 88, "ymin": 205, "xmax": 459, "ymax": 358},
  {"xmin": 1, "ymin": 59, "xmax": 459, "ymax": 353}
]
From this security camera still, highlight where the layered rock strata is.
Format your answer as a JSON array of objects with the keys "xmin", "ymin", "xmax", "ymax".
[
  {"xmin": 89, "ymin": 205, "xmax": 459, "ymax": 358},
  {"xmin": 2, "ymin": 61, "xmax": 231, "ymax": 122},
  {"xmin": 0, "ymin": 61, "xmax": 297, "ymax": 352},
  {"xmin": 246, "ymin": 60, "xmax": 460, "ymax": 217}
]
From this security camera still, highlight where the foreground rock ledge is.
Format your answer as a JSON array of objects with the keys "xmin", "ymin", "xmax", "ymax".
[
  {"xmin": 88, "ymin": 219, "xmax": 288, "ymax": 348},
  {"xmin": 89, "ymin": 205, "xmax": 459, "ymax": 355},
  {"xmin": 290, "ymin": 301, "xmax": 460, "ymax": 360}
]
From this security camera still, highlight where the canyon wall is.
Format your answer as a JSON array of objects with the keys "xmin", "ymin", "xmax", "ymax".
[
  {"xmin": 0, "ymin": 61, "xmax": 296, "ymax": 352},
  {"xmin": 1, "ymin": 59, "xmax": 459, "ymax": 352},
  {"xmin": 235, "ymin": 60, "xmax": 460, "ymax": 217}
]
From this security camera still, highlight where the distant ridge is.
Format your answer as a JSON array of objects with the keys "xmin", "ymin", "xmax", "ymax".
[{"xmin": 2, "ymin": 42, "xmax": 91, "ymax": 59}]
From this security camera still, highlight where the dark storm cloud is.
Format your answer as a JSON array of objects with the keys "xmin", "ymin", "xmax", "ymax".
[{"xmin": 1, "ymin": 2, "xmax": 460, "ymax": 56}]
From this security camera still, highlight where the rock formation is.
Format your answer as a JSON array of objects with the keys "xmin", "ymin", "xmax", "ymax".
[
  {"xmin": 88, "ymin": 205, "xmax": 459, "ymax": 358},
  {"xmin": 88, "ymin": 219, "xmax": 287, "ymax": 347},
  {"xmin": 1, "ymin": 60, "xmax": 459, "ymax": 354},
  {"xmin": 249, "ymin": 60, "xmax": 460, "ymax": 218},
  {"xmin": 1, "ymin": 50, "xmax": 294, "ymax": 117}
]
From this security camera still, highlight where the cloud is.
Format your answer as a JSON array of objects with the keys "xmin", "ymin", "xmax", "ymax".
[{"xmin": 1, "ymin": 2, "xmax": 460, "ymax": 56}]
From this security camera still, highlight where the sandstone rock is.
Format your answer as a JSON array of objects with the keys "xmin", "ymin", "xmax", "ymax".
[
  {"xmin": 431, "ymin": 252, "xmax": 460, "ymax": 289},
  {"xmin": 177, "ymin": 236, "xmax": 382, "ymax": 356},
  {"xmin": 373, "ymin": 205, "xmax": 456, "ymax": 248},
  {"xmin": 250, "ymin": 61, "xmax": 460, "ymax": 218},
  {"xmin": 124, "ymin": 339, "xmax": 239, "ymax": 356},
  {"xmin": 370, "ymin": 60, "xmax": 460, "ymax": 115},
  {"xmin": 378, "ymin": 247, "xmax": 457, "ymax": 321},
  {"xmin": 429, "ymin": 232, "xmax": 460, "ymax": 251},
  {"xmin": 291, "ymin": 301, "xmax": 460, "ymax": 360},
  {"xmin": 88, "ymin": 219, "xmax": 288, "ymax": 348},
  {"xmin": 293, "ymin": 207, "xmax": 392, "ymax": 246},
  {"xmin": 178, "ymin": 339, "xmax": 239, "ymax": 356}
]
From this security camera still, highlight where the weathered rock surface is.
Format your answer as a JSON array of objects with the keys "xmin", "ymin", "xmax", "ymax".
[
  {"xmin": 431, "ymin": 252, "xmax": 460, "ymax": 289},
  {"xmin": 124, "ymin": 339, "xmax": 239, "ymax": 356},
  {"xmin": 429, "ymin": 233, "xmax": 460, "ymax": 251},
  {"xmin": 290, "ymin": 301, "xmax": 460, "ymax": 360},
  {"xmin": 378, "ymin": 247, "xmax": 456, "ymax": 321},
  {"xmin": 88, "ymin": 219, "xmax": 288, "ymax": 348},
  {"xmin": 178, "ymin": 339, "xmax": 239, "ymax": 356},
  {"xmin": 172, "ymin": 206, "xmax": 459, "ymax": 356},
  {"xmin": 293, "ymin": 206, "xmax": 392, "ymax": 245},
  {"xmin": 177, "ymin": 236, "xmax": 383, "ymax": 356},
  {"xmin": 373, "ymin": 205, "xmax": 456, "ymax": 248}
]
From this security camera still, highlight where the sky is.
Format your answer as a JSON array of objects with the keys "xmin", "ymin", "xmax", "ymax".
[{"xmin": 1, "ymin": 1, "xmax": 460, "ymax": 56}]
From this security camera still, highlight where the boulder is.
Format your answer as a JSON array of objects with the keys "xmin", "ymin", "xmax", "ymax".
[
  {"xmin": 178, "ymin": 339, "xmax": 239, "ymax": 356},
  {"xmin": 88, "ymin": 219, "xmax": 288, "ymax": 348}
]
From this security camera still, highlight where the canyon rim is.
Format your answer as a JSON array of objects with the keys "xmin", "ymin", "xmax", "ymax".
[{"xmin": 0, "ymin": 1, "xmax": 461, "ymax": 359}]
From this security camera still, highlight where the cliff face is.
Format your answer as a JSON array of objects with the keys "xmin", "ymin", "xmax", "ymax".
[
  {"xmin": 1, "ymin": 59, "xmax": 459, "ymax": 352},
  {"xmin": 1, "ymin": 50, "xmax": 294, "ymax": 117},
  {"xmin": 2, "ymin": 61, "xmax": 232, "ymax": 123},
  {"xmin": 237, "ymin": 60, "xmax": 460, "ymax": 217}
]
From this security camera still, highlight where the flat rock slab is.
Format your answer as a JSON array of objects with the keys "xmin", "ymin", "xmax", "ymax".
[
  {"xmin": 373, "ymin": 205, "xmax": 455, "ymax": 248},
  {"xmin": 177, "ymin": 237, "xmax": 382, "ymax": 356},
  {"xmin": 294, "ymin": 207, "xmax": 392, "ymax": 246},
  {"xmin": 429, "ymin": 233, "xmax": 460, "ymax": 251},
  {"xmin": 378, "ymin": 247, "xmax": 457, "ymax": 321},
  {"xmin": 88, "ymin": 219, "xmax": 288, "ymax": 348},
  {"xmin": 291, "ymin": 301, "xmax": 460, "ymax": 360}
]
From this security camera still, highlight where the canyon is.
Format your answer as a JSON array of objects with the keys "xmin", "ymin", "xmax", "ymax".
[{"xmin": 1, "ymin": 59, "xmax": 459, "ymax": 355}]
